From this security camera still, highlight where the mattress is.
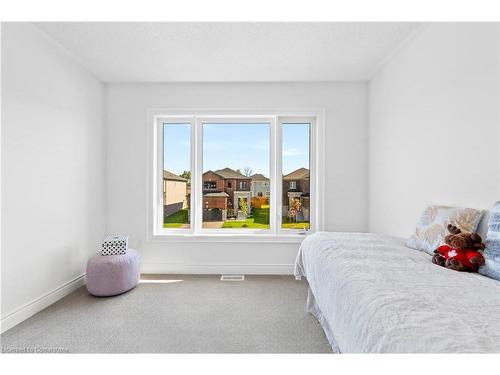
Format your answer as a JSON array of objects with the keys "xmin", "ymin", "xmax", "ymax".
[{"xmin": 294, "ymin": 232, "xmax": 500, "ymax": 353}]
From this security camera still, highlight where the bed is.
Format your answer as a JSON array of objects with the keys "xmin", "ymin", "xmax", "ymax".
[{"xmin": 294, "ymin": 232, "xmax": 500, "ymax": 353}]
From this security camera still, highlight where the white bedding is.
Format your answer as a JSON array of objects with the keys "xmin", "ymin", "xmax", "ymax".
[{"xmin": 294, "ymin": 232, "xmax": 500, "ymax": 353}]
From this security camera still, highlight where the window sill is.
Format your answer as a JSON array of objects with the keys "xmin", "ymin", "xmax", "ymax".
[{"xmin": 148, "ymin": 233, "xmax": 310, "ymax": 244}]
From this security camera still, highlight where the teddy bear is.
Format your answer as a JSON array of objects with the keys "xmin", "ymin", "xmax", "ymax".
[{"xmin": 432, "ymin": 224, "xmax": 485, "ymax": 272}]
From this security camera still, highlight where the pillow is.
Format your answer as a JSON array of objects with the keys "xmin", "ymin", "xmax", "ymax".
[
  {"xmin": 476, "ymin": 210, "xmax": 490, "ymax": 240},
  {"xmin": 479, "ymin": 202, "xmax": 500, "ymax": 281},
  {"xmin": 406, "ymin": 205, "xmax": 485, "ymax": 255}
]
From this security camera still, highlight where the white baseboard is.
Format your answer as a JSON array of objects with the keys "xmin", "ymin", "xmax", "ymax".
[
  {"xmin": 140, "ymin": 263, "xmax": 295, "ymax": 275},
  {"xmin": 1, "ymin": 274, "xmax": 86, "ymax": 334}
]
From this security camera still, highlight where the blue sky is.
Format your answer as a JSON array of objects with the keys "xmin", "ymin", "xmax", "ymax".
[
  {"xmin": 282, "ymin": 123, "xmax": 310, "ymax": 175},
  {"xmin": 163, "ymin": 122, "xmax": 309, "ymax": 177}
]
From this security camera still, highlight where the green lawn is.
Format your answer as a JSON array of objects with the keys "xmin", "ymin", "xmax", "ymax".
[
  {"xmin": 222, "ymin": 206, "xmax": 270, "ymax": 228},
  {"xmin": 222, "ymin": 218, "xmax": 310, "ymax": 229},
  {"xmin": 164, "ymin": 209, "xmax": 189, "ymax": 228},
  {"xmin": 282, "ymin": 216, "xmax": 310, "ymax": 229},
  {"xmin": 222, "ymin": 218, "xmax": 270, "ymax": 228},
  {"xmin": 221, "ymin": 207, "xmax": 310, "ymax": 229},
  {"xmin": 282, "ymin": 222, "xmax": 310, "ymax": 229},
  {"xmin": 252, "ymin": 207, "xmax": 270, "ymax": 225},
  {"xmin": 164, "ymin": 207, "xmax": 310, "ymax": 230}
]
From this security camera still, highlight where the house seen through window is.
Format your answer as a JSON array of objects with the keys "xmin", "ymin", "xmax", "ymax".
[{"xmin": 202, "ymin": 122, "xmax": 270, "ymax": 229}]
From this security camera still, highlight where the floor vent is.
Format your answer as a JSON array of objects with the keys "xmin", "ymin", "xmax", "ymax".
[{"xmin": 220, "ymin": 275, "xmax": 245, "ymax": 281}]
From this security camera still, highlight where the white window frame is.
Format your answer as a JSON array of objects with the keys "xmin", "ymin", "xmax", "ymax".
[
  {"xmin": 147, "ymin": 109, "xmax": 325, "ymax": 243},
  {"xmin": 155, "ymin": 117, "xmax": 196, "ymax": 235},
  {"xmin": 277, "ymin": 116, "xmax": 317, "ymax": 236}
]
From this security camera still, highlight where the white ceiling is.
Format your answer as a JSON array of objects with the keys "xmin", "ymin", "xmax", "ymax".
[{"xmin": 34, "ymin": 22, "xmax": 421, "ymax": 83}]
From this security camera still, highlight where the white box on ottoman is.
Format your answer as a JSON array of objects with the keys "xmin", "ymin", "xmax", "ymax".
[{"xmin": 101, "ymin": 234, "xmax": 128, "ymax": 255}]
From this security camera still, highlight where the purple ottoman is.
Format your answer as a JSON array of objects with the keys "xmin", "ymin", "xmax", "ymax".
[{"xmin": 86, "ymin": 249, "xmax": 140, "ymax": 297}]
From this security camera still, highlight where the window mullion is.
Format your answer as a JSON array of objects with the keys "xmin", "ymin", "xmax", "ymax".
[
  {"xmin": 269, "ymin": 117, "xmax": 276, "ymax": 236},
  {"xmin": 193, "ymin": 117, "xmax": 202, "ymax": 234},
  {"xmin": 156, "ymin": 120, "xmax": 164, "ymax": 234},
  {"xmin": 274, "ymin": 117, "xmax": 283, "ymax": 235}
]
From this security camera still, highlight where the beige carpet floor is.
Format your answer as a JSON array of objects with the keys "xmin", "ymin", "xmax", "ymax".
[{"xmin": 1, "ymin": 275, "xmax": 332, "ymax": 353}]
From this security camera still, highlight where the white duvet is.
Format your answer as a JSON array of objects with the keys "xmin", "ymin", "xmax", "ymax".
[{"xmin": 294, "ymin": 232, "xmax": 500, "ymax": 353}]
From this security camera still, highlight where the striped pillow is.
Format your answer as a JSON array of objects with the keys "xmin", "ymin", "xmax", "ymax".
[{"xmin": 479, "ymin": 202, "xmax": 500, "ymax": 281}]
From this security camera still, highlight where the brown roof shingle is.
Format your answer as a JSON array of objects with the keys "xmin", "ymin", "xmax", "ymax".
[
  {"xmin": 163, "ymin": 170, "xmax": 188, "ymax": 182},
  {"xmin": 250, "ymin": 173, "xmax": 270, "ymax": 181},
  {"xmin": 211, "ymin": 167, "xmax": 249, "ymax": 180},
  {"xmin": 283, "ymin": 167, "xmax": 309, "ymax": 181},
  {"xmin": 203, "ymin": 192, "xmax": 229, "ymax": 197}
]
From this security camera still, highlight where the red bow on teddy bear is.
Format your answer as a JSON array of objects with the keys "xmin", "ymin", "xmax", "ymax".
[{"xmin": 432, "ymin": 224, "xmax": 485, "ymax": 272}]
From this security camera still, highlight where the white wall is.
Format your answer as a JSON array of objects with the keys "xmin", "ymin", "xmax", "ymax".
[
  {"xmin": 105, "ymin": 83, "xmax": 368, "ymax": 272},
  {"xmin": 1, "ymin": 24, "xmax": 106, "ymax": 321},
  {"xmin": 369, "ymin": 23, "xmax": 500, "ymax": 237}
]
